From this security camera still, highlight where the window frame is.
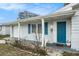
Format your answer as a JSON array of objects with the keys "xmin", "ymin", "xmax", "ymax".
[
  {"xmin": 44, "ymin": 22, "xmax": 48, "ymax": 35},
  {"xmin": 38, "ymin": 24, "xmax": 42, "ymax": 33},
  {"xmin": 32, "ymin": 24, "xmax": 36, "ymax": 33},
  {"xmin": 28, "ymin": 24, "xmax": 31, "ymax": 34}
]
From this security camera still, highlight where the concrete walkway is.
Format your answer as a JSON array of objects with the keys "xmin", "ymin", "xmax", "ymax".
[{"xmin": 0, "ymin": 40, "xmax": 6, "ymax": 44}]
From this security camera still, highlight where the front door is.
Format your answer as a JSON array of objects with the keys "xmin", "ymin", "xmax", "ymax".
[{"xmin": 57, "ymin": 22, "xmax": 66, "ymax": 44}]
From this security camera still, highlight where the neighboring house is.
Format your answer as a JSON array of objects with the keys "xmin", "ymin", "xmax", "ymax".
[
  {"xmin": 0, "ymin": 24, "xmax": 10, "ymax": 35},
  {"xmin": 9, "ymin": 3, "xmax": 79, "ymax": 51}
]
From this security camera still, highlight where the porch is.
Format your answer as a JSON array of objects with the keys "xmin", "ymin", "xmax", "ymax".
[{"xmin": 10, "ymin": 10, "xmax": 75, "ymax": 47}]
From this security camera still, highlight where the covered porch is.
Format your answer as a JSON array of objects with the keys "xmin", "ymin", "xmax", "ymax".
[{"xmin": 10, "ymin": 10, "xmax": 75, "ymax": 47}]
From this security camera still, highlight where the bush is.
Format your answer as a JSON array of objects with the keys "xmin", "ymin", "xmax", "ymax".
[
  {"xmin": 35, "ymin": 48, "xmax": 47, "ymax": 56},
  {"xmin": 12, "ymin": 40, "xmax": 21, "ymax": 47},
  {"xmin": 11, "ymin": 40, "xmax": 47, "ymax": 56}
]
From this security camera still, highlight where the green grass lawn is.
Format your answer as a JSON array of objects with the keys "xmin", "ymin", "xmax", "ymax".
[{"xmin": 0, "ymin": 35, "xmax": 10, "ymax": 40}]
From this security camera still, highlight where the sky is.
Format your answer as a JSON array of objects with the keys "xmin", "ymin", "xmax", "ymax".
[{"xmin": 0, "ymin": 3, "xmax": 64, "ymax": 23}]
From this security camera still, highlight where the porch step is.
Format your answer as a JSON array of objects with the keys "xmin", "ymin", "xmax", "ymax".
[
  {"xmin": 47, "ymin": 43, "xmax": 66, "ymax": 47},
  {"xmin": 56, "ymin": 43, "xmax": 66, "ymax": 46}
]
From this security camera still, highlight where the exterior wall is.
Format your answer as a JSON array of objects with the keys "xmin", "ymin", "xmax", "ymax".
[
  {"xmin": 0, "ymin": 26, "xmax": 5, "ymax": 35},
  {"xmin": 5, "ymin": 26, "xmax": 10, "ymax": 35},
  {"xmin": 20, "ymin": 23, "xmax": 28, "ymax": 39},
  {"xmin": 13, "ymin": 25, "xmax": 18, "ymax": 38},
  {"xmin": 71, "ymin": 11, "xmax": 79, "ymax": 50},
  {"xmin": 52, "ymin": 19, "xmax": 71, "ymax": 43},
  {"xmin": 10, "ymin": 26, "xmax": 13, "ymax": 37},
  {"xmin": 19, "ymin": 22, "xmax": 52, "ymax": 42},
  {"xmin": 11, "ymin": 21, "xmax": 53, "ymax": 42},
  {"xmin": 0, "ymin": 26, "xmax": 10, "ymax": 35},
  {"xmin": 11, "ymin": 18, "xmax": 71, "ymax": 44}
]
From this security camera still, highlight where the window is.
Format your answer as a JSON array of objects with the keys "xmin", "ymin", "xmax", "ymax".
[
  {"xmin": 28, "ymin": 24, "xmax": 31, "ymax": 34},
  {"xmin": 44, "ymin": 22, "xmax": 48, "ymax": 35},
  {"xmin": 32, "ymin": 24, "xmax": 36, "ymax": 33},
  {"xmin": 38, "ymin": 24, "xmax": 42, "ymax": 33}
]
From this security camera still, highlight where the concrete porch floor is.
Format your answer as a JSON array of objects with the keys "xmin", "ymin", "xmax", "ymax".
[{"xmin": 46, "ymin": 43, "xmax": 79, "ymax": 56}]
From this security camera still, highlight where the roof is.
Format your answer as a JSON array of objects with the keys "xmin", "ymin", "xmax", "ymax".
[
  {"xmin": 0, "ymin": 20, "xmax": 18, "ymax": 26},
  {"xmin": 55, "ymin": 3, "xmax": 78, "ymax": 13},
  {"xmin": 19, "ymin": 10, "xmax": 75, "ymax": 22},
  {"xmin": 8, "ymin": 10, "xmax": 76, "ymax": 25},
  {"xmin": 3, "ymin": 3, "xmax": 78, "ymax": 25}
]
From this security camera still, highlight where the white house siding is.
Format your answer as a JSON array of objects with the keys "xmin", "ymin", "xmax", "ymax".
[
  {"xmin": 52, "ymin": 19, "xmax": 71, "ymax": 43},
  {"xmin": 71, "ymin": 11, "xmax": 79, "ymax": 50},
  {"xmin": 5, "ymin": 26, "xmax": 10, "ymax": 35},
  {"xmin": 0, "ymin": 26, "xmax": 5, "ymax": 35},
  {"xmin": 20, "ymin": 23, "xmax": 28, "ymax": 39},
  {"xmin": 19, "ymin": 22, "xmax": 53, "ymax": 42},
  {"xmin": 0, "ymin": 26, "xmax": 10, "ymax": 35},
  {"xmin": 10, "ymin": 21, "xmax": 53, "ymax": 42},
  {"xmin": 13, "ymin": 25, "xmax": 18, "ymax": 38},
  {"xmin": 11, "ymin": 18, "xmax": 71, "ymax": 44}
]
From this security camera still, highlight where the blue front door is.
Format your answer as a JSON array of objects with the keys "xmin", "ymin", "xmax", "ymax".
[{"xmin": 57, "ymin": 22, "xmax": 66, "ymax": 43}]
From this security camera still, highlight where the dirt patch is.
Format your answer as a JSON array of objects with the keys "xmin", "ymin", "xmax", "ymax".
[{"xmin": 0, "ymin": 44, "xmax": 38, "ymax": 56}]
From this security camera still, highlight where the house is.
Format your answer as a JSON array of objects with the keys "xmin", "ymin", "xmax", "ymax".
[
  {"xmin": 0, "ymin": 24, "xmax": 10, "ymax": 35},
  {"xmin": 9, "ymin": 3, "xmax": 79, "ymax": 51}
]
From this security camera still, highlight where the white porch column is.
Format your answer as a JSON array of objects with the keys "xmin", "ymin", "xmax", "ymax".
[
  {"xmin": 36, "ymin": 24, "xmax": 38, "ymax": 34},
  {"xmin": 18, "ymin": 22, "xmax": 20, "ymax": 40},
  {"xmin": 36, "ymin": 24, "xmax": 38, "ymax": 40},
  {"xmin": 41, "ymin": 18, "xmax": 45, "ymax": 47}
]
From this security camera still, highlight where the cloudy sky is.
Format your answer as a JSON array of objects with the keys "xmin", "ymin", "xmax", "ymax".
[{"xmin": 0, "ymin": 3, "xmax": 64, "ymax": 23}]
